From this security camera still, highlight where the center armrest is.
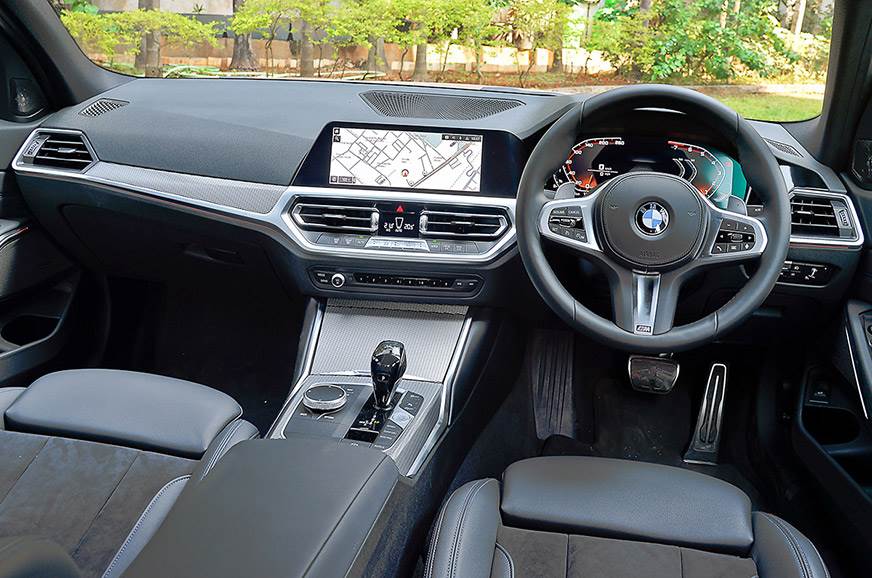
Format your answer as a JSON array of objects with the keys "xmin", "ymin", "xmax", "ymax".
[
  {"xmin": 120, "ymin": 436, "xmax": 400, "ymax": 578},
  {"xmin": 4, "ymin": 369, "xmax": 242, "ymax": 458}
]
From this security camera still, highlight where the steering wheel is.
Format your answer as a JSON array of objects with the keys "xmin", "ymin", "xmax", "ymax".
[{"xmin": 516, "ymin": 85, "xmax": 790, "ymax": 353}]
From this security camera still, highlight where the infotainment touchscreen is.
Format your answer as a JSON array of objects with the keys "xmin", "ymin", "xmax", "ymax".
[{"xmin": 328, "ymin": 127, "xmax": 483, "ymax": 192}]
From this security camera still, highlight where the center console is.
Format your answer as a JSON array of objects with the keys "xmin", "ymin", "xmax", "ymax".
[{"xmin": 268, "ymin": 299, "xmax": 470, "ymax": 476}]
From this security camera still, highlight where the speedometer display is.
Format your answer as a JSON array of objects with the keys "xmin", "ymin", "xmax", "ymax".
[{"xmin": 556, "ymin": 136, "xmax": 743, "ymax": 209}]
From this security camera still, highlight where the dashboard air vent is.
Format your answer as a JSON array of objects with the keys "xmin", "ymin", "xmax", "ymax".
[
  {"xmin": 764, "ymin": 138, "xmax": 802, "ymax": 157},
  {"xmin": 360, "ymin": 91, "xmax": 523, "ymax": 120},
  {"xmin": 30, "ymin": 132, "xmax": 94, "ymax": 171},
  {"xmin": 419, "ymin": 209, "xmax": 508, "ymax": 239},
  {"xmin": 79, "ymin": 98, "xmax": 128, "ymax": 117},
  {"xmin": 292, "ymin": 201, "xmax": 378, "ymax": 233},
  {"xmin": 790, "ymin": 191, "xmax": 856, "ymax": 240}
]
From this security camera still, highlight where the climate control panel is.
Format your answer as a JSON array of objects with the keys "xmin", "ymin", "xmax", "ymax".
[{"xmin": 310, "ymin": 268, "xmax": 483, "ymax": 295}]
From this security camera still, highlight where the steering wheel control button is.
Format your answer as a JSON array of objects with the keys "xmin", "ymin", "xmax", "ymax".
[
  {"xmin": 302, "ymin": 384, "xmax": 348, "ymax": 412},
  {"xmin": 548, "ymin": 206, "xmax": 587, "ymax": 242},
  {"xmin": 713, "ymin": 224, "xmax": 756, "ymax": 255}
]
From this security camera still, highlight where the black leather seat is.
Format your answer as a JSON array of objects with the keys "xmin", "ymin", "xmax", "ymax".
[
  {"xmin": 426, "ymin": 456, "xmax": 828, "ymax": 578},
  {"xmin": 0, "ymin": 369, "xmax": 258, "ymax": 578}
]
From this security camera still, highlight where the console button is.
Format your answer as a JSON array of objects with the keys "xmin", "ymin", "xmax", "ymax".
[
  {"xmin": 372, "ymin": 420, "xmax": 403, "ymax": 450},
  {"xmin": 330, "ymin": 273, "xmax": 346, "ymax": 288},
  {"xmin": 399, "ymin": 392, "xmax": 425, "ymax": 415}
]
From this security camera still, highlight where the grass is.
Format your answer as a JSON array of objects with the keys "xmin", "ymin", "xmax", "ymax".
[{"xmin": 706, "ymin": 93, "xmax": 823, "ymax": 122}]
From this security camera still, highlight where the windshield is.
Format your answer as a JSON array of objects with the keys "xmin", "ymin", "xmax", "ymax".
[{"xmin": 53, "ymin": 0, "xmax": 831, "ymax": 122}]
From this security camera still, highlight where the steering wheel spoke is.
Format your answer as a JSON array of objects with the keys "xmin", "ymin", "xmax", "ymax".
[
  {"xmin": 612, "ymin": 269, "xmax": 681, "ymax": 336},
  {"xmin": 538, "ymin": 192, "xmax": 601, "ymax": 256},
  {"xmin": 699, "ymin": 203, "xmax": 768, "ymax": 265}
]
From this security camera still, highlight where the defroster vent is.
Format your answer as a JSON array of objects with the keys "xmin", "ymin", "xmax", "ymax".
[{"xmin": 360, "ymin": 91, "xmax": 523, "ymax": 120}]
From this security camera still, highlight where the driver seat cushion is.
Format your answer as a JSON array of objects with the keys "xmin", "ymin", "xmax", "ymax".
[{"xmin": 425, "ymin": 457, "xmax": 828, "ymax": 578}]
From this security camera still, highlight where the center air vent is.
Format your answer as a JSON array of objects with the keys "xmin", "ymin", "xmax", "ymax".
[
  {"xmin": 790, "ymin": 191, "xmax": 857, "ymax": 241},
  {"xmin": 28, "ymin": 132, "xmax": 94, "ymax": 172},
  {"xmin": 419, "ymin": 209, "xmax": 508, "ymax": 239},
  {"xmin": 291, "ymin": 201, "xmax": 378, "ymax": 233},
  {"xmin": 360, "ymin": 91, "xmax": 523, "ymax": 120}
]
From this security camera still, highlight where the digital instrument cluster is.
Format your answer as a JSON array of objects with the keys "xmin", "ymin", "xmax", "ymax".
[{"xmin": 549, "ymin": 136, "xmax": 748, "ymax": 209}]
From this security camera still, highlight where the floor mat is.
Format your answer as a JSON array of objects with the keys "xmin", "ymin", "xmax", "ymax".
[
  {"xmin": 540, "ymin": 337, "xmax": 765, "ymax": 508},
  {"xmin": 529, "ymin": 329, "xmax": 575, "ymax": 440}
]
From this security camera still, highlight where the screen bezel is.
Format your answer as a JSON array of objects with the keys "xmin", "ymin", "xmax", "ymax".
[{"xmin": 293, "ymin": 122, "xmax": 524, "ymax": 198}]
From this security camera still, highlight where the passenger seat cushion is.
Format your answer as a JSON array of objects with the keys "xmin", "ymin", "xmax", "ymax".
[
  {"xmin": 4, "ymin": 369, "xmax": 242, "ymax": 458},
  {"xmin": 500, "ymin": 456, "xmax": 754, "ymax": 555},
  {"xmin": 0, "ymin": 430, "xmax": 195, "ymax": 578}
]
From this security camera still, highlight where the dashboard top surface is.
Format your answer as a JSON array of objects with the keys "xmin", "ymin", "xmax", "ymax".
[{"xmin": 41, "ymin": 78, "xmax": 574, "ymax": 186}]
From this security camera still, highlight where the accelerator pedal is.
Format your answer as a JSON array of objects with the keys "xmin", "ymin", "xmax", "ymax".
[{"xmin": 684, "ymin": 363, "xmax": 728, "ymax": 466}]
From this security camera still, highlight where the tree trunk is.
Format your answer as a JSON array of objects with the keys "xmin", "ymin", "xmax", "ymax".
[
  {"xmin": 299, "ymin": 21, "xmax": 315, "ymax": 77},
  {"xmin": 792, "ymin": 0, "xmax": 807, "ymax": 43},
  {"xmin": 549, "ymin": 39, "xmax": 563, "ymax": 73},
  {"xmin": 144, "ymin": 29, "xmax": 161, "ymax": 77},
  {"xmin": 230, "ymin": 0, "xmax": 258, "ymax": 71},
  {"xmin": 412, "ymin": 43, "xmax": 428, "ymax": 81},
  {"xmin": 134, "ymin": 0, "xmax": 162, "ymax": 77},
  {"xmin": 366, "ymin": 37, "xmax": 387, "ymax": 73},
  {"xmin": 640, "ymin": 0, "xmax": 652, "ymax": 27}
]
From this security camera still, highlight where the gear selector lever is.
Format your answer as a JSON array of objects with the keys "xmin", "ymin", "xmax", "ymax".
[{"xmin": 371, "ymin": 340, "xmax": 406, "ymax": 410}]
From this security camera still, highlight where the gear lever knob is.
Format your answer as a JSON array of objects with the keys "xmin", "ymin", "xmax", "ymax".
[{"xmin": 371, "ymin": 340, "xmax": 406, "ymax": 410}]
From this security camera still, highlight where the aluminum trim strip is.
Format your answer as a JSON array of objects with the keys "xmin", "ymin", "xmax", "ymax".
[{"xmin": 13, "ymin": 128, "xmax": 518, "ymax": 265}]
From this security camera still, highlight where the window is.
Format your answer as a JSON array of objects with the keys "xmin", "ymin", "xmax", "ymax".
[{"xmin": 53, "ymin": 0, "xmax": 831, "ymax": 122}]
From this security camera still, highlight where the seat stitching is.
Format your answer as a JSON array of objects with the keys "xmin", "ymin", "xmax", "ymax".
[
  {"xmin": 200, "ymin": 420, "xmax": 244, "ymax": 481},
  {"xmin": 764, "ymin": 513, "xmax": 811, "ymax": 578},
  {"xmin": 494, "ymin": 543, "xmax": 514, "ymax": 578},
  {"xmin": 0, "ymin": 436, "xmax": 47, "ymax": 507},
  {"xmin": 449, "ymin": 480, "xmax": 492, "ymax": 578},
  {"xmin": 72, "ymin": 450, "xmax": 141, "ymax": 557},
  {"xmin": 204, "ymin": 421, "xmax": 243, "ymax": 476},
  {"xmin": 101, "ymin": 475, "xmax": 190, "ymax": 578},
  {"xmin": 424, "ymin": 484, "xmax": 454, "ymax": 578}
]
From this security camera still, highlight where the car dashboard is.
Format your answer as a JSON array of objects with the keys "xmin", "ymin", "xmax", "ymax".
[{"xmin": 9, "ymin": 78, "xmax": 866, "ymax": 329}]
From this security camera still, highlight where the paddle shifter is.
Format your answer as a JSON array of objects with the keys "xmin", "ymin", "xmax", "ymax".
[{"xmin": 371, "ymin": 340, "xmax": 406, "ymax": 410}]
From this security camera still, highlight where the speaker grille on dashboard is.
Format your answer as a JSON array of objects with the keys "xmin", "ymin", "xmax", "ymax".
[
  {"xmin": 79, "ymin": 98, "xmax": 129, "ymax": 117},
  {"xmin": 360, "ymin": 91, "xmax": 523, "ymax": 120}
]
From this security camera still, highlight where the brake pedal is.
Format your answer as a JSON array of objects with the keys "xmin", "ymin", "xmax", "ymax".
[
  {"xmin": 684, "ymin": 363, "xmax": 728, "ymax": 466},
  {"xmin": 627, "ymin": 355, "xmax": 679, "ymax": 394}
]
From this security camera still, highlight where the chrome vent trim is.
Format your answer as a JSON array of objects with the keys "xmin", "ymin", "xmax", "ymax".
[
  {"xmin": 79, "ymin": 98, "xmax": 129, "ymax": 117},
  {"xmin": 419, "ymin": 208, "xmax": 508, "ymax": 239},
  {"xmin": 24, "ymin": 130, "xmax": 95, "ymax": 172},
  {"xmin": 291, "ymin": 201, "xmax": 379, "ymax": 233},
  {"xmin": 789, "ymin": 189, "xmax": 863, "ymax": 248}
]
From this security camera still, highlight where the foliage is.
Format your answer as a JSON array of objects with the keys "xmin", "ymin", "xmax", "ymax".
[
  {"xmin": 585, "ymin": 0, "xmax": 825, "ymax": 82},
  {"xmin": 61, "ymin": 0, "xmax": 831, "ymax": 87},
  {"xmin": 61, "ymin": 8, "xmax": 217, "ymax": 65},
  {"xmin": 510, "ymin": 0, "xmax": 570, "ymax": 85}
]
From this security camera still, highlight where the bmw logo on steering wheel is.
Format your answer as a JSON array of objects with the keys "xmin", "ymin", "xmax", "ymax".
[{"xmin": 636, "ymin": 202, "xmax": 670, "ymax": 236}]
